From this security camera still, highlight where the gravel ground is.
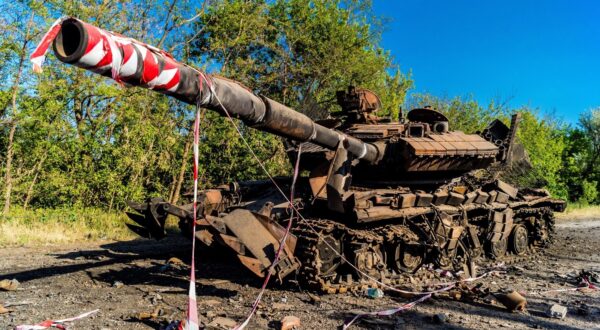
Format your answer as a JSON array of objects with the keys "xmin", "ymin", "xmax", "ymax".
[{"xmin": 1, "ymin": 216, "xmax": 599, "ymax": 330}]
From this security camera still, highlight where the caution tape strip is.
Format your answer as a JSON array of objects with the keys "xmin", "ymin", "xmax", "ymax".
[
  {"xmin": 14, "ymin": 309, "xmax": 99, "ymax": 330},
  {"xmin": 233, "ymin": 145, "xmax": 302, "ymax": 330},
  {"xmin": 198, "ymin": 75, "xmax": 305, "ymax": 330},
  {"xmin": 178, "ymin": 103, "xmax": 204, "ymax": 330},
  {"xmin": 527, "ymin": 275, "xmax": 598, "ymax": 296}
]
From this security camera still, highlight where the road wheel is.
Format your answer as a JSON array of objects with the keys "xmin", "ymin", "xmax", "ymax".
[
  {"xmin": 487, "ymin": 237, "xmax": 508, "ymax": 259},
  {"xmin": 509, "ymin": 224, "xmax": 529, "ymax": 256},
  {"xmin": 390, "ymin": 241, "xmax": 424, "ymax": 273}
]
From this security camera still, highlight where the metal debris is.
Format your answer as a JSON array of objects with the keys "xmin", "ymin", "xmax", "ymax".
[
  {"xmin": 280, "ymin": 315, "xmax": 301, "ymax": 330},
  {"xmin": 364, "ymin": 288, "xmax": 384, "ymax": 299},
  {"xmin": 494, "ymin": 290, "xmax": 527, "ymax": 311},
  {"xmin": 548, "ymin": 304, "xmax": 568, "ymax": 319}
]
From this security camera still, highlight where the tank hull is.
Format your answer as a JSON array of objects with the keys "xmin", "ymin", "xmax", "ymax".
[{"xmin": 128, "ymin": 177, "xmax": 565, "ymax": 292}]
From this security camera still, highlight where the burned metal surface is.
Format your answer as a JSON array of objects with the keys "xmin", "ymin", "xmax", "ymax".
[
  {"xmin": 46, "ymin": 18, "xmax": 566, "ymax": 294},
  {"xmin": 121, "ymin": 87, "xmax": 566, "ymax": 293}
]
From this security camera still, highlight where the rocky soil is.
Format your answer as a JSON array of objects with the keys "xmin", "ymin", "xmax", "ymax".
[{"xmin": 1, "ymin": 216, "xmax": 599, "ymax": 329}]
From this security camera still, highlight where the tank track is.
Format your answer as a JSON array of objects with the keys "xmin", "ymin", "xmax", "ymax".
[
  {"xmin": 292, "ymin": 206, "xmax": 556, "ymax": 294},
  {"xmin": 293, "ymin": 218, "xmax": 437, "ymax": 294}
]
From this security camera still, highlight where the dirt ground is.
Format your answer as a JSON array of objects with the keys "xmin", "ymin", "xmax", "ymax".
[{"xmin": 1, "ymin": 216, "xmax": 599, "ymax": 330}]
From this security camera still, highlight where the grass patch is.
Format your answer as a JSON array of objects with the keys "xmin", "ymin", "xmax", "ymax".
[
  {"xmin": 0, "ymin": 207, "xmax": 137, "ymax": 246},
  {"xmin": 0, "ymin": 207, "xmax": 183, "ymax": 247},
  {"xmin": 556, "ymin": 203, "xmax": 600, "ymax": 221}
]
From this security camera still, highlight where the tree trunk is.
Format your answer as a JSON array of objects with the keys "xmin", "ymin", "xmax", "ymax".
[
  {"xmin": 3, "ymin": 13, "xmax": 35, "ymax": 214},
  {"xmin": 23, "ymin": 154, "xmax": 47, "ymax": 209},
  {"xmin": 171, "ymin": 135, "xmax": 192, "ymax": 204},
  {"xmin": 3, "ymin": 121, "xmax": 16, "ymax": 214}
]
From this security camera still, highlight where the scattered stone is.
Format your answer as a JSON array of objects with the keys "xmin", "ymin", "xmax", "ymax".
[
  {"xmin": 555, "ymin": 273, "xmax": 568, "ymax": 280},
  {"xmin": 433, "ymin": 313, "xmax": 447, "ymax": 324},
  {"xmin": 280, "ymin": 315, "xmax": 301, "ymax": 330},
  {"xmin": 167, "ymin": 257, "xmax": 185, "ymax": 266},
  {"xmin": 201, "ymin": 299, "xmax": 222, "ymax": 307},
  {"xmin": 3, "ymin": 301, "xmax": 32, "ymax": 308},
  {"xmin": 150, "ymin": 293, "xmax": 163, "ymax": 305},
  {"xmin": 160, "ymin": 257, "xmax": 187, "ymax": 271},
  {"xmin": 362, "ymin": 318, "xmax": 395, "ymax": 326},
  {"xmin": 272, "ymin": 303, "xmax": 294, "ymax": 311},
  {"xmin": 0, "ymin": 304, "xmax": 11, "ymax": 314},
  {"xmin": 0, "ymin": 278, "xmax": 20, "ymax": 291},
  {"xmin": 200, "ymin": 279, "xmax": 230, "ymax": 286},
  {"xmin": 511, "ymin": 266, "xmax": 526, "ymax": 273},
  {"xmin": 548, "ymin": 304, "xmax": 567, "ymax": 319},
  {"xmin": 136, "ymin": 307, "xmax": 161, "ymax": 320},
  {"xmin": 576, "ymin": 305, "xmax": 590, "ymax": 316},
  {"xmin": 578, "ymin": 286, "xmax": 596, "ymax": 294},
  {"xmin": 165, "ymin": 322, "xmax": 183, "ymax": 330},
  {"xmin": 307, "ymin": 292, "xmax": 321, "ymax": 304},
  {"xmin": 112, "ymin": 281, "xmax": 124, "ymax": 288},
  {"xmin": 208, "ymin": 317, "xmax": 237, "ymax": 329}
]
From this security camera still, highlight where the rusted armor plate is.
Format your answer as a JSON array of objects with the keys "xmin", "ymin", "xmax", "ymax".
[{"xmin": 402, "ymin": 131, "xmax": 497, "ymax": 157}]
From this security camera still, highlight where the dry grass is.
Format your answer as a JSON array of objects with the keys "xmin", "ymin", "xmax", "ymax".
[
  {"xmin": 0, "ymin": 207, "xmax": 183, "ymax": 247},
  {"xmin": 3, "ymin": 204, "xmax": 595, "ymax": 246},
  {"xmin": 556, "ymin": 204, "xmax": 600, "ymax": 221},
  {"xmin": 0, "ymin": 207, "xmax": 136, "ymax": 246}
]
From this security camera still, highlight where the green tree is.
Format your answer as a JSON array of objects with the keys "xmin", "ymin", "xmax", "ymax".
[
  {"xmin": 1, "ymin": 1, "xmax": 198, "ymax": 210},
  {"xmin": 186, "ymin": 0, "xmax": 412, "ymax": 184},
  {"xmin": 406, "ymin": 94, "xmax": 569, "ymax": 198},
  {"xmin": 559, "ymin": 109, "xmax": 600, "ymax": 204},
  {"xmin": 406, "ymin": 94, "xmax": 506, "ymax": 132},
  {"xmin": 512, "ymin": 109, "xmax": 567, "ymax": 198},
  {"xmin": 1, "ymin": 0, "xmax": 411, "ymax": 211}
]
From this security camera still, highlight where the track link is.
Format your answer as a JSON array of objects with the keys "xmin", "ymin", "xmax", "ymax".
[{"xmin": 292, "ymin": 206, "xmax": 556, "ymax": 294}]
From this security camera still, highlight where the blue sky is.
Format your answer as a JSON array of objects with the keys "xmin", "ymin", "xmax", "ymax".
[{"xmin": 372, "ymin": 0, "xmax": 600, "ymax": 124}]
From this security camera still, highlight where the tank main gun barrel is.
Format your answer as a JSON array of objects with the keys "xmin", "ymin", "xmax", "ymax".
[{"xmin": 42, "ymin": 17, "xmax": 379, "ymax": 162}]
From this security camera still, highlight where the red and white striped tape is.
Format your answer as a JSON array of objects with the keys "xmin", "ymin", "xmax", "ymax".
[
  {"xmin": 233, "ymin": 144, "xmax": 302, "ymax": 330},
  {"xmin": 179, "ymin": 102, "xmax": 203, "ymax": 330},
  {"xmin": 14, "ymin": 309, "xmax": 99, "ymax": 330},
  {"xmin": 198, "ymin": 75, "xmax": 303, "ymax": 330},
  {"xmin": 30, "ymin": 17, "xmax": 181, "ymax": 92},
  {"xmin": 30, "ymin": 18, "xmax": 63, "ymax": 73},
  {"xmin": 527, "ymin": 275, "xmax": 598, "ymax": 296}
]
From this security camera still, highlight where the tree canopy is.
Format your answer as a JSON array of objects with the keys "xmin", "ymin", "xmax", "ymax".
[{"xmin": 0, "ymin": 0, "xmax": 597, "ymax": 214}]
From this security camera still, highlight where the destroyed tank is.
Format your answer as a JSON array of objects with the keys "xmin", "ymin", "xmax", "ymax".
[{"xmin": 46, "ymin": 17, "xmax": 566, "ymax": 293}]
